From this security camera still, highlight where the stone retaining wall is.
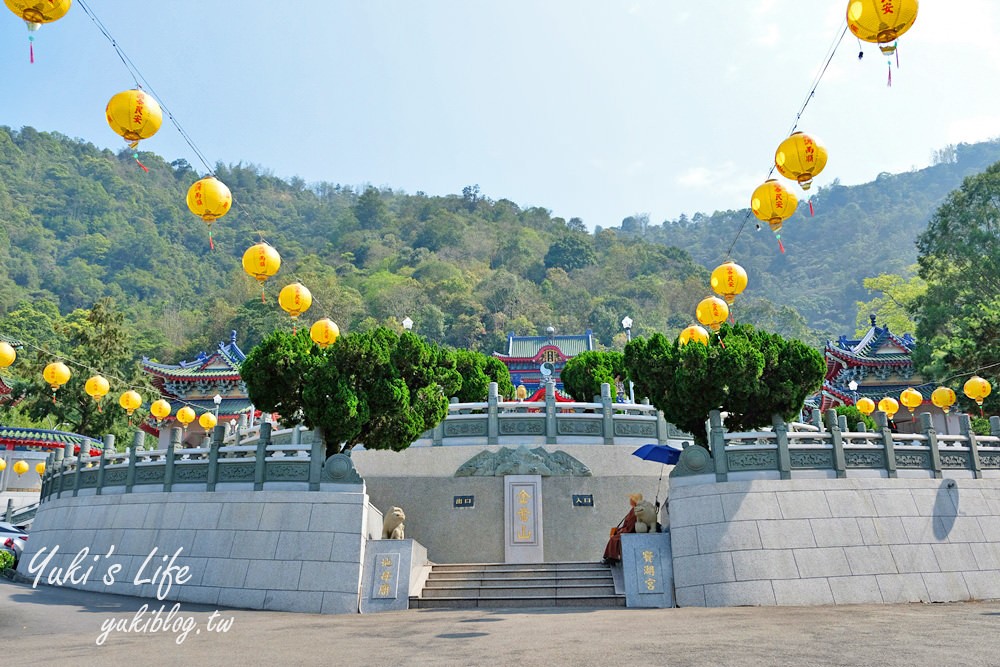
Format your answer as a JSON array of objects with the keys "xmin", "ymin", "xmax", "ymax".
[
  {"xmin": 16, "ymin": 489, "xmax": 376, "ymax": 614},
  {"xmin": 670, "ymin": 478, "xmax": 1000, "ymax": 606}
]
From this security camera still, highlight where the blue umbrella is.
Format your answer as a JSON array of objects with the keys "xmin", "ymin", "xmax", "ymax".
[
  {"xmin": 632, "ymin": 444, "xmax": 683, "ymax": 509},
  {"xmin": 631, "ymin": 443, "xmax": 682, "ymax": 465}
]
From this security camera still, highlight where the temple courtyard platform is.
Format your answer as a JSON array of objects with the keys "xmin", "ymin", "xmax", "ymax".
[{"xmin": 3, "ymin": 577, "xmax": 998, "ymax": 667}]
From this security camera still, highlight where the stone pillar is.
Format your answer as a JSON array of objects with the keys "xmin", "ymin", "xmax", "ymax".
[
  {"xmin": 487, "ymin": 382, "xmax": 499, "ymax": 445},
  {"xmin": 873, "ymin": 412, "xmax": 897, "ymax": 478},
  {"xmin": 545, "ymin": 381, "xmax": 557, "ymax": 445},
  {"xmin": 601, "ymin": 383, "xmax": 614, "ymax": 445},
  {"xmin": 709, "ymin": 410, "xmax": 728, "ymax": 483},
  {"xmin": 958, "ymin": 414, "xmax": 983, "ymax": 479},
  {"xmin": 826, "ymin": 408, "xmax": 846, "ymax": 479},
  {"xmin": 920, "ymin": 412, "xmax": 942, "ymax": 479},
  {"xmin": 254, "ymin": 422, "xmax": 272, "ymax": 491},
  {"xmin": 772, "ymin": 414, "xmax": 791, "ymax": 480}
]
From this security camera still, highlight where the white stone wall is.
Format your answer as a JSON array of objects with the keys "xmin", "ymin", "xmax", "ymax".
[
  {"xmin": 670, "ymin": 478, "xmax": 1000, "ymax": 607},
  {"xmin": 17, "ymin": 490, "xmax": 370, "ymax": 614}
]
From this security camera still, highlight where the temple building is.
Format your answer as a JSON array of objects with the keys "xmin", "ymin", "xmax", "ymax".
[
  {"xmin": 493, "ymin": 327, "xmax": 595, "ymax": 396},
  {"xmin": 141, "ymin": 331, "xmax": 254, "ymax": 446},
  {"xmin": 817, "ymin": 315, "xmax": 951, "ymax": 433}
]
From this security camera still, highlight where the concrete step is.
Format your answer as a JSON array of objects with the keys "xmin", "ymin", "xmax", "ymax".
[{"xmin": 413, "ymin": 561, "xmax": 625, "ymax": 609}]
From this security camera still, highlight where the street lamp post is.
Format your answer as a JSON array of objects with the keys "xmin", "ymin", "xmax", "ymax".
[
  {"xmin": 213, "ymin": 393, "xmax": 222, "ymax": 421},
  {"xmin": 621, "ymin": 316, "xmax": 635, "ymax": 404},
  {"xmin": 848, "ymin": 380, "xmax": 859, "ymax": 404}
]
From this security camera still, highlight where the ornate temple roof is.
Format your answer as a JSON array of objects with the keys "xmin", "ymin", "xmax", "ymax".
[
  {"xmin": 142, "ymin": 330, "xmax": 245, "ymax": 382},
  {"xmin": 825, "ymin": 315, "xmax": 915, "ymax": 367},
  {"xmin": 495, "ymin": 329, "xmax": 595, "ymax": 360},
  {"xmin": 0, "ymin": 426, "xmax": 103, "ymax": 455}
]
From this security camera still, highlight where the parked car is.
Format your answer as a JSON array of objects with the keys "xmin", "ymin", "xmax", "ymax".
[{"xmin": 0, "ymin": 522, "xmax": 27, "ymax": 568}]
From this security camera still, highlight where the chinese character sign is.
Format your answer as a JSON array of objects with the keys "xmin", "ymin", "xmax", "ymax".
[{"xmin": 372, "ymin": 553, "xmax": 399, "ymax": 599}]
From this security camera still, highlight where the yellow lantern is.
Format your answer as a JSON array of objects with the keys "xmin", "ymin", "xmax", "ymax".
[
  {"xmin": 186, "ymin": 176, "xmax": 232, "ymax": 249},
  {"xmin": 106, "ymin": 89, "xmax": 163, "ymax": 171},
  {"xmin": 900, "ymin": 387, "xmax": 923, "ymax": 415},
  {"xmin": 242, "ymin": 242, "xmax": 281, "ymax": 300},
  {"xmin": 85, "ymin": 375, "xmax": 110, "ymax": 411},
  {"xmin": 199, "ymin": 412, "xmax": 218, "ymax": 431},
  {"xmin": 0, "ymin": 459, "xmax": 5, "ymax": 472},
  {"xmin": 35, "ymin": 462, "xmax": 45, "ymax": 475},
  {"xmin": 279, "ymin": 282, "xmax": 313, "ymax": 325},
  {"xmin": 4, "ymin": 0, "xmax": 72, "ymax": 63},
  {"xmin": 42, "ymin": 361, "xmax": 71, "ymax": 401},
  {"xmin": 119, "ymin": 390, "xmax": 142, "ymax": 415},
  {"xmin": 13, "ymin": 460, "xmax": 28, "ymax": 476},
  {"xmin": 931, "ymin": 386, "xmax": 956, "ymax": 414},
  {"xmin": 176, "ymin": 406, "xmax": 196, "ymax": 428},
  {"xmin": 0, "ymin": 341, "xmax": 15, "ymax": 368},
  {"xmin": 695, "ymin": 296, "xmax": 729, "ymax": 332},
  {"xmin": 710, "ymin": 261, "xmax": 748, "ymax": 305},
  {"xmin": 963, "ymin": 375, "xmax": 992, "ymax": 407},
  {"xmin": 878, "ymin": 397, "xmax": 899, "ymax": 419},
  {"xmin": 679, "ymin": 325, "xmax": 710, "ymax": 346},
  {"xmin": 150, "ymin": 398, "xmax": 172, "ymax": 421},
  {"xmin": 751, "ymin": 180, "xmax": 798, "ymax": 251},
  {"xmin": 847, "ymin": 0, "xmax": 919, "ymax": 55},
  {"xmin": 310, "ymin": 318, "xmax": 340, "ymax": 349},
  {"xmin": 856, "ymin": 397, "xmax": 876, "ymax": 416},
  {"xmin": 775, "ymin": 131, "xmax": 828, "ymax": 192}
]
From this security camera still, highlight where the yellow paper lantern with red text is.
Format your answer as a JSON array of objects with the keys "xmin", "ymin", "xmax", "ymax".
[
  {"xmin": 186, "ymin": 176, "xmax": 232, "ymax": 248},
  {"xmin": 878, "ymin": 397, "xmax": 899, "ymax": 419},
  {"xmin": 751, "ymin": 179, "xmax": 798, "ymax": 235},
  {"xmin": 0, "ymin": 341, "xmax": 15, "ymax": 368},
  {"xmin": 695, "ymin": 296, "xmax": 729, "ymax": 332},
  {"xmin": 679, "ymin": 325, "xmax": 710, "ymax": 346},
  {"xmin": 43, "ymin": 361, "xmax": 70, "ymax": 401},
  {"xmin": 847, "ymin": 0, "xmax": 919, "ymax": 55},
  {"xmin": 856, "ymin": 397, "xmax": 876, "ymax": 416},
  {"xmin": 5, "ymin": 0, "xmax": 72, "ymax": 63},
  {"xmin": 963, "ymin": 375, "xmax": 992, "ymax": 407},
  {"xmin": 242, "ymin": 242, "xmax": 281, "ymax": 300},
  {"xmin": 775, "ymin": 131, "xmax": 828, "ymax": 191},
  {"xmin": 119, "ymin": 390, "xmax": 142, "ymax": 416},
  {"xmin": 931, "ymin": 386, "xmax": 956, "ymax": 414},
  {"xmin": 310, "ymin": 318, "xmax": 340, "ymax": 349},
  {"xmin": 900, "ymin": 387, "xmax": 923, "ymax": 415},
  {"xmin": 279, "ymin": 283, "xmax": 313, "ymax": 321},
  {"xmin": 150, "ymin": 399, "xmax": 172, "ymax": 421},
  {"xmin": 710, "ymin": 261, "xmax": 748, "ymax": 305},
  {"xmin": 106, "ymin": 89, "xmax": 163, "ymax": 149},
  {"xmin": 176, "ymin": 406, "xmax": 196, "ymax": 428},
  {"xmin": 35, "ymin": 462, "xmax": 45, "ymax": 475},
  {"xmin": 199, "ymin": 412, "xmax": 217, "ymax": 431},
  {"xmin": 13, "ymin": 460, "xmax": 28, "ymax": 476},
  {"xmin": 85, "ymin": 375, "xmax": 110, "ymax": 410}
]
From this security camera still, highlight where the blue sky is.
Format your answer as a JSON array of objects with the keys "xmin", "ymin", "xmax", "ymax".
[{"xmin": 3, "ymin": 1, "xmax": 997, "ymax": 230}]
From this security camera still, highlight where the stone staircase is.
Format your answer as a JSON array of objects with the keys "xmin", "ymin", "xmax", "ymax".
[{"xmin": 410, "ymin": 562, "xmax": 625, "ymax": 609}]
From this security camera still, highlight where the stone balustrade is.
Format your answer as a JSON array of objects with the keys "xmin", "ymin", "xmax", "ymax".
[{"xmin": 671, "ymin": 409, "xmax": 1000, "ymax": 485}]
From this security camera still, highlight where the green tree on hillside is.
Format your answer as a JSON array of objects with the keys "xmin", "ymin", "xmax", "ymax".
[
  {"xmin": 913, "ymin": 163, "xmax": 1000, "ymax": 413},
  {"xmin": 854, "ymin": 268, "xmax": 926, "ymax": 336},
  {"xmin": 624, "ymin": 323, "xmax": 824, "ymax": 447}
]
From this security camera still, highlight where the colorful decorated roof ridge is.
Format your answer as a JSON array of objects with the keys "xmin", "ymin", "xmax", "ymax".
[
  {"xmin": 165, "ymin": 397, "xmax": 253, "ymax": 418},
  {"xmin": 497, "ymin": 329, "xmax": 595, "ymax": 359},
  {"xmin": 0, "ymin": 333, "xmax": 24, "ymax": 347},
  {"xmin": 0, "ymin": 426, "xmax": 102, "ymax": 452},
  {"xmin": 827, "ymin": 315, "xmax": 915, "ymax": 360},
  {"xmin": 142, "ymin": 330, "xmax": 246, "ymax": 380},
  {"xmin": 821, "ymin": 381, "xmax": 933, "ymax": 407}
]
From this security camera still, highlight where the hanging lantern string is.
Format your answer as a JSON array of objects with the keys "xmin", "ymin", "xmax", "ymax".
[
  {"xmin": 78, "ymin": 0, "xmax": 277, "ymax": 250},
  {"xmin": 723, "ymin": 23, "xmax": 848, "ymax": 261},
  {"xmin": 2, "ymin": 334, "xmax": 221, "ymax": 418}
]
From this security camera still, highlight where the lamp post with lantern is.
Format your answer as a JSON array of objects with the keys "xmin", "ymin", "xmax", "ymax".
[{"xmin": 621, "ymin": 316, "xmax": 635, "ymax": 404}]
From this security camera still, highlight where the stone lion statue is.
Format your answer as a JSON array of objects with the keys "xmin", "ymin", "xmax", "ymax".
[
  {"xmin": 633, "ymin": 499, "xmax": 659, "ymax": 533},
  {"xmin": 382, "ymin": 506, "xmax": 406, "ymax": 539}
]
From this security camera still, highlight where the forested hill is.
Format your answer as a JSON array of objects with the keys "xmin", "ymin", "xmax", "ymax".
[
  {"xmin": 1, "ymin": 126, "xmax": 999, "ymax": 363},
  {"xmin": 616, "ymin": 139, "xmax": 1000, "ymax": 337}
]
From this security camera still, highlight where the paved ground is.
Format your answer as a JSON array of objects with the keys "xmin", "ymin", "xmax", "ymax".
[{"xmin": 3, "ymin": 578, "xmax": 1000, "ymax": 667}]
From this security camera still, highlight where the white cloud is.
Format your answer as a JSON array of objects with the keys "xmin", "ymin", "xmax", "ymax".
[
  {"xmin": 678, "ymin": 166, "xmax": 712, "ymax": 188},
  {"xmin": 754, "ymin": 0, "xmax": 778, "ymax": 15},
  {"xmin": 755, "ymin": 23, "xmax": 781, "ymax": 48}
]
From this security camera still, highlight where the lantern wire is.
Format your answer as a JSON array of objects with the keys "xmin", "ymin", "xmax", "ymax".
[
  {"xmin": 723, "ymin": 23, "xmax": 849, "ymax": 260},
  {"xmin": 77, "ymin": 0, "xmax": 272, "ymax": 247}
]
